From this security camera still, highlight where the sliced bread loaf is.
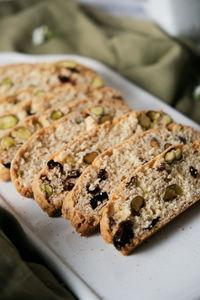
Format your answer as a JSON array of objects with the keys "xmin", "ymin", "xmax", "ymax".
[
  {"xmin": 62, "ymin": 124, "xmax": 200, "ymax": 235},
  {"xmin": 0, "ymin": 61, "xmax": 102, "ymax": 98},
  {"xmin": 10, "ymin": 104, "xmax": 132, "ymax": 199},
  {"xmin": 0, "ymin": 97, "xmax": 131, "ymax": 181},
  {"xmin": 101, "ymin": 141, "xmax": 200, "ymax": 255},
  {"xmin": 32, "ymin": 111, "xmax": 172, "ymax": 217}
]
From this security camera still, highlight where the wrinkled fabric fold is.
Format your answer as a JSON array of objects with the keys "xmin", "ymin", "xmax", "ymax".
[{"xmin": 0, "ymin": 207, "xmax": 76, "ymax": 299}]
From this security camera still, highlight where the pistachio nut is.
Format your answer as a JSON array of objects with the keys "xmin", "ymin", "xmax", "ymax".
[
  {"xmin": 40, "ymin": 183, "xmax": 53, "ymax": 198},
  {"xmin": 91, "ymin": 76, "xmax": 104, "ymax": 89},
  {"xmin": 12, "ymin": 127, "xmax": 32, "ymax": 141},
  {"xmin": 1, "ymin": 136, "xmax": 15, "ymax": 150},
  {"xmin": 83, "ymin": 152, "xmax": 98, "ymax": 164},
  {"xmin": 90, "ymin": 106, "xmax": 104, "ymax": 116},
  {"xmin": 50, "ymin": 110, "xmax": 63, "ymax": 120},
  {"xmin": 0, "ymin": 115, "xmax": 18, "ymax": 130},
  {"xmin": 163, "ymin": 184, "xmax": 182, "ymax": 201}
]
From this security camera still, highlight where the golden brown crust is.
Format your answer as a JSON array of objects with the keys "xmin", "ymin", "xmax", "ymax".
[{"xmin": 0, "ymin": 164, "xmax": 10, "ymax": 181}]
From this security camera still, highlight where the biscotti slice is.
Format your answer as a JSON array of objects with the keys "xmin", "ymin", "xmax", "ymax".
[
  {"xmin": 0, "ymin": 97, "xmax": 131, "ymax": 181},
  {"xmin": 10, "ymin": 104, "xmax": 133, "ymax": 199},
  {"xmin": 0, "ymin": 82, "xmax": 122, "ymax": 117},
  {"xmin": 0, "ymin": 86, "xmax": 124, "ymax": 135},
  {"xmin": 24, "ymin": 86, "xmax": 124, "ymax": 117},
  {"xmin": 62, "ymin": 124, "xmax": 200, "ymax": 235},
  {"xmin": 101, "ymin": 141, "xmax": 200, "ymax": 255},
  {"xmin": 0, "ymin": 61, "xmax": 102, "ymax": 98},
  {"xmin": 0, "ymin": 84, "xmax": 88, "ymax": 115},
  {"xmin": 32, "ymin": 110, "xmax": 172, "ymax": 217}
]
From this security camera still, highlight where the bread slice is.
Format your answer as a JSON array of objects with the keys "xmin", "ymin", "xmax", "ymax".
[
  {"xmin": 62, "ymin": 123, "xmax": 200, "ymax": 235},
  {"xmin": 32, "ymin": 110, "xmax": 173, "ymax": 217},
  {"xmin": 0, "ymin": 97, "xmax": 130, "ymax": 181},
  {"xmin": 0, "ymin": 85, "xmax": 124, "ymax": 136},
  {"xmin": 101, "ymin": 141, "xmax": 200, "ymax": 255},
  {"xmin": 0, "ymin": 84, "xmax": 88, "ymax": 115},
  {"xmin": 0, "ymin": 81, "xmax": 122, "ymax": 116},
  {"xmin": 0, "ymin": 61, "xmax": 101, "ymax": 98},
  {"xmin": 10, "ymin": 102, "xmax": 132, "ymax": 199}
]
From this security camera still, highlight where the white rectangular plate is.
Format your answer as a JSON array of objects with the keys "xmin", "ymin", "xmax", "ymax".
[{"xmin": 0, "ymin": 52, "xmax": 200, "ymax": 300}]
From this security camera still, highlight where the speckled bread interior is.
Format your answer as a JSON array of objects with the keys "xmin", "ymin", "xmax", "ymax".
[
  {"xmin": 101, "ymin": 141, "xmax": 200, "ymax": 255},
  {"xmin": 59, "ymin": 111, "xmax": 173, "ymax": 233},
  {"xmin": 10, "ymin": 100, "xmax": 131, "ymax": 199},
  {"xmin": 0, "ymin": 95, "xmax": 130, "ymax": 182},
  {"xmin": 61, "ymin": 123, "xmax": 200, "ymax": 236},
  {"xmin": 0, "ymin": 61, "xmax": 100, "ymax": 98},
  {"xmin": 34, "ymin": 110, "xmax": 171, "ymax": 217},
  {"xmin": 1, "ymin": 60, "xmax": 200, "ymax": 256}
]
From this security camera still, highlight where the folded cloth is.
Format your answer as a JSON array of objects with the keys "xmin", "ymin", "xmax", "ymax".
[
  {"xmin": 0, "ymin": 0, "xmax": 200, "ymax": 123},
  {"xmin": 0, "ymin": 207, "xmax": 76, "ymax": 300}
]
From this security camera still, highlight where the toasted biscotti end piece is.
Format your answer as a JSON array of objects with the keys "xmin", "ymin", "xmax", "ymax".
[
  {"xmin": 0, "ymin": 60, "xmax": 102, "ymax": 98},
  {"xmin": 0, "ymin": 97, "xmax": 131, "ymax": 182},
  {"xmin": 100, "ymin": 141, "xmax": 200, "ymax": 255},
  {"xmin": 62, "ymin": 124, "xmax": 200, "ymax": 235},
  {"xmin": 10, "ymin": 100, "xmax": 131, "ymax": 199}
]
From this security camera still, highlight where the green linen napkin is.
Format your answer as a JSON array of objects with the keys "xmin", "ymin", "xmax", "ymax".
[
  {"xmin": 0, "ymin": 0, "xmax": 199, "ymax": 123},
  {"xmin": 0, "ymin": 207, "xmax": 76, "ymax": 300}
]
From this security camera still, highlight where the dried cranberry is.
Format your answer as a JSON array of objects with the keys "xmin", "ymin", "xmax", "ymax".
[
  {"xmin": 67, "ymin": 170, "xmax": 81, "ymax": 178},
  {"xmin": 58, "ymin": 75, "xmax": 70, "ymax": 83},
  {"xmin": 26, "ymin": 107, "xmax": 34, "ymax": 116},
  {"xmin": 98, "ymin": 169, "xmax": 108, "ymax": 181},
  {"xmin": 47, "ymin": 160, "xmax": 64, "ymax": 174},
  {"xmin": 126, "ymin": 176, "xmax": 137, "ymax": 187},
  {"xmin": 86, "ymin": 184, "xmax": 100, "ymax": 195},
  {"xmin": 40, "ymin": 175, "xmax": 50, "ymax": 183},
  {"xmin": 113, "ymin": 220, "xmax": 134, "ymax": 250},
  {"xmin": 145, "ymin": 216, "xmax": 160, "ymax": 230},
  {"xmin": 3, "ymin": 162, "xmax": 11, "ymax": 169},
  {"xmin": 109, "ymin": 217, "xmax": 116, "ymax": 227},
  {"xmin": 63, "ymin": 182, "xmax": 75, "ymax": 191},
  {"xmin": 157, "ymin": 163, "xmax": 167, "ymax": 172},
  {"xmin": 90, "ymin": 192, "xmax": 108, "ymax": 209},
  {"xmin": 189, "ymin": 166, "xmax": 198, "ymax": 178},
  {"xmin": 178, "ymin": 136, "xmax": 187, "ymax": 144},
  {"xmin": 67, "ymin": 67, "xmax": 79, "ymax": 73}
]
